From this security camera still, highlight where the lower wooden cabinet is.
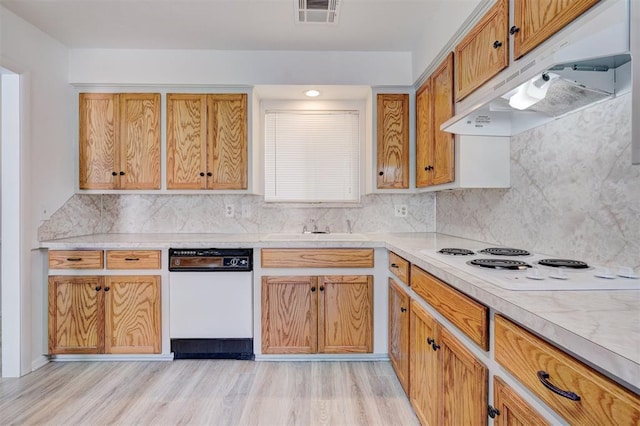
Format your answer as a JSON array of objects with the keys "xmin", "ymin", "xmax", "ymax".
[
  {"xmin": 388, "ymin": 278, "xmax": 410, "ymax": 395},
  {"xmin": 492, "ymin": 376, "xmax": 550, "ymax": 426},
  {"xmin": 261, "ymin": 275, "xmax": 373, "ymax": 354},
  {"xmin": 410, "ymin": 299, "xmax": 488, "ymax": 425},
  {"xmin": 495, "ymin": 315, "xmax": 640, "ymax": 425},
  {"xmin": 48, "ymin": 275, "xmax": 161, "ymax": 355}
]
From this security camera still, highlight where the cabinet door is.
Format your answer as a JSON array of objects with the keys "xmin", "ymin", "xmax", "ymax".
[
  {"xmin": 318, "ymin": 275, "xmax": 373, "ymax": 354},
  {"xmin": 513, "ymin": 0, "xmax": 599, "ymax": 59},
  {"xmin": 207, "ymin": 94, "xmax": 248, "ymax": 189},
  {"xmin": 48, "ymin": 276, "xmax": 104, "ymax": 354},
  {"xmin": 166, "ymin": 94, "xmax": 207, "ymax": 189},
  {"xmin": 441, "ymin": 327, "xmax": 488, "ymax": 425},
  {"xmin": 410, "ymin": 300, "xmax": 441, "ymax": 426},
  {"xmin": 415, "ymin": 79, "xmax": 434, "ymax": 188},
  {"xmin": 119, "ymin": 93, "xmax": 161, "ymax": 189},
  {"xmin": 261, "ymin": 276, "xmax": 318, "ymax": 354},
  {"xmin": 104, "ymin": 276, "xmax": 161, "ymax": 354},
  {"xmin": 493, "ymin": 376, "xmax": 550, "ymax": 426},
  {"xmin": 455, "ymin": 0, "xmax": 508, "ymax": 100},
  {"xmin": 432, "ymin": 53, "xmax": 455, "ymax": 185},
  {"xmin": 388, "ymin": 278, "xmax": 410, "ymax": 395},
  {"xmin": 79, "ymin": 93, "xmax": 119, "ymax": 190},
  {"xmin": 376, "ymin": 94, "xmax": 409, "ymax": 189}
]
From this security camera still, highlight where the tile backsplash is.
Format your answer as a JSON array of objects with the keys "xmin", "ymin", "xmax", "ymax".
[
  {"xmin": 38, "ymin": 193, "xmax": 435, "ymax": 240},
  {"xmin": 437, "ymin": 94, "xmax": 640, "ymax": 269}
]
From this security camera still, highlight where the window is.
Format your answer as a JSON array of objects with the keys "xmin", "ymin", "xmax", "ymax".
[{"xmin": 264, "ymin": 109, "xmax": 361, "ymax": 202}]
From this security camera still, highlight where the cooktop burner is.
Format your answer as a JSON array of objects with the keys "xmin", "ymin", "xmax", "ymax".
[
  {"xmin": 438, "ymin": 248, "xmax": 475, "ymax": 256},
  {"xmin": 538, "ymin": 259, "xmax": 589, "ymax": 269},
  {"xmin": 479, "ymin": 247, "xmax": 531, "ymax": 256},
  {"xmin": 469, "ymin": 259, "xmax": 532, "ymax": 270}
]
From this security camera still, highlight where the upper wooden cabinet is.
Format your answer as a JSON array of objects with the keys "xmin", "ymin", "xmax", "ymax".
[
  {"xmin": 79, "ymin": 93, "xmax": 161, "ymax": 190},
  {"xmin": 376, "ymin": 94, "xmax": 409, "ymax": 189},
  {"xmin": 455, "ymin": 0, "xmax": 508, "ymax": 101},
  {"xmin": 416, "ymin": 53, "xmax": 455, "ymax": 187},
  {"xmin": 166, "ymin": 93, "xmax": 247, "ymax": 190},
  {"xmin": 512, "ymin": 0, "xmax": 600, "ymax": 60}
]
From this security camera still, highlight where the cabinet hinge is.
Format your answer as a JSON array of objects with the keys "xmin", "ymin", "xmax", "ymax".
[{"xmin": 488, "ymin": 405, "xmax": 500, "ymax": 419}]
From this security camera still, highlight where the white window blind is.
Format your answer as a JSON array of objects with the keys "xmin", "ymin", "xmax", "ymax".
[{"xmin": 264, "ymin": 110, "xmax": 360, "ymax": 202}]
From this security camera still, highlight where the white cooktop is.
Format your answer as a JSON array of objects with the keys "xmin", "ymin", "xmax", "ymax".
[{"xmin": 421, "ymin": 248, "xmax": 640, "ymax": 291}]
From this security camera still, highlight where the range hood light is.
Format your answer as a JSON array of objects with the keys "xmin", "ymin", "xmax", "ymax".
[{"xmin": 509, "ymin": 73, "xmax": 557, "ymax": 110}]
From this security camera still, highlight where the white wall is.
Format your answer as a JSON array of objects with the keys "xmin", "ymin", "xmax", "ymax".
[
  {"xmin": 0, "ymin": 5, "xmax": 73, "ymax": 375},
  {"xmin": 69, "ymin": 49, "xmax": 413, "ymax": 86},
  {"xmin": 411, "ymin": 0, "xmax": 484, "ymax": 81}
]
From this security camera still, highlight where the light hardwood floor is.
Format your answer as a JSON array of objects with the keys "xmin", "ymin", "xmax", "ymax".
[{"xmin": 0, "ymin": 360, "xmax": 419, "ymax": 425}]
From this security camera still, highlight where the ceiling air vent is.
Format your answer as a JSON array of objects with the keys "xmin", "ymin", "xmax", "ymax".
[{"xmin": 296, "ymin": 0, "xmax": 341, "ymax": 24}]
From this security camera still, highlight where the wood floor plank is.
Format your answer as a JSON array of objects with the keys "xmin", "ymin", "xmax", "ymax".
[{"xmin": 0, "ymin": 360, "xmax": 419, "ymax": 425}]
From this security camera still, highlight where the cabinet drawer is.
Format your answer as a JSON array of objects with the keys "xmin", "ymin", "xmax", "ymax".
[
  {"xmin": 495, "ymin": 315, "xmax": 640, "ymax": 425},
  {"xmin": 410, "ymin": 265, "xmax": 488, "ymax": 350},
  {"xmin": 388, "ymin": 252, "xmax": 410, "ymax": 285},
  {"xmin": 49, "ymin": 250, "xmax": 104, "ymax": 269},
  {"xmin": 106, "ymin": 250, "xmax": 161, "ymax": 269},
  {"xmin": 261, "ymin": 248, "xmax": 374, "ymax": 268}
]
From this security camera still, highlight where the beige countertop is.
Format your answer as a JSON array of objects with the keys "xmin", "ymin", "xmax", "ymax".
[{"xmin": 40, "ymin": 232, "xmax": 640, "ymax": 392}]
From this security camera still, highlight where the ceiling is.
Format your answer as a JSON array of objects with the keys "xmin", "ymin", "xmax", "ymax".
[{"xmin": 0, "ymin": 0, "xmax": 481, "ymax": 52}]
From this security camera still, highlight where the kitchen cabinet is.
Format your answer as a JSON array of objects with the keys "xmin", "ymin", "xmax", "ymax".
[
  {"xmin": 410, "ymin": 299, "xmax": 488, "ymax": 425},
  {"xmin": 376, "ymin": 93, "xmax": 409, "ymax": 189},
  {"xmin": 388, "ymin": 278, "xmax": 410, "ymax": 395},
  {"xmin": 411, "ymin": 264, "xmax": 489, "ymax": 350},
  {"xmin": 166, "ymin": 93, "xmax": 247, "ymax": 190},
  {"xmin": 491, "ymin": 376, "xmax": 550, "ymax": 426},
  {"xmin": 79, "ymin": 93, "xmax": 160, "ymax": 190},
  {"xmin": 48, "ymin": 275, "xmax": 104, "ymax": 354},
  {"xmin": 512, "ymin": 0, "xmax": 600, "ymax": 60},
  {"xmin": 48, "ymin": 275, "xmax": 161, "ymax": 354},
  {"xmin": 261, "ymin": 275, "xmax": 373, "ymax": 354},
  {"xmin": 454, "ymin": 0, "xmax": 508, "ymax": 101},
  {"xmin": 48, "ymin": 249, "xmax": 162, "ymax": 355},
  {"xmin": 416, "ymin": 53, "xmax": 455, "ymax": 187},
  {"xmin": 388, "ymin": 251, "xmax": 410, "ymax": 285},
  {"xmin": 495, "ymin": 315, "xmax": 640, "ymax": 425},
  {"xmin": 261, "ymin": 248, "xmax": 374, "ymax": 268}
]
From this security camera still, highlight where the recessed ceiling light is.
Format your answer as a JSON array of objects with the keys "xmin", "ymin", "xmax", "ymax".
[{"xmin": 305, "ymin": 89, "xmax": 320, "ymax": 97}]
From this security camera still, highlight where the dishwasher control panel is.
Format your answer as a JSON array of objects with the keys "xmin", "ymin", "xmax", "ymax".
[{"xmin": 169, "ymin": 248, "xmax": 253, "ymax": 272}]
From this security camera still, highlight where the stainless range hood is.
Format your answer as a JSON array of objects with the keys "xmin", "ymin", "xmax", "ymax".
[{"xmin": 442, "ymin": 0, "xmax": 631, "ymax": 137}]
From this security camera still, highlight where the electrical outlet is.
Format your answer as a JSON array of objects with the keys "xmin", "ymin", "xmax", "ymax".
[
  {"xmin": 394, "ymin": 205, "xmax": 408, "ymax": 217},
  {"xmin": 225, "ymin": 205, "xmax": 234, "ymax": 217}
]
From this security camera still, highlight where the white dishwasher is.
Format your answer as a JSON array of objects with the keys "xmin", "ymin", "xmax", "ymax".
[{"xmin": 169, "ymin": 248, "xmax": 254, "ymax": 359}]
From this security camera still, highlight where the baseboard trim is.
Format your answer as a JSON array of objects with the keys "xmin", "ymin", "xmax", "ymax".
[
  {"xmin": 31, "ymin": 355, "xmax": 50, "ymax": 371},
  {"xmin": 255, "ymin": 354, "xmax": 390, "ymax": 362},
  {"xmin": 50, "ymin": 354, "xmax": 175, "ymax": 362}
]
